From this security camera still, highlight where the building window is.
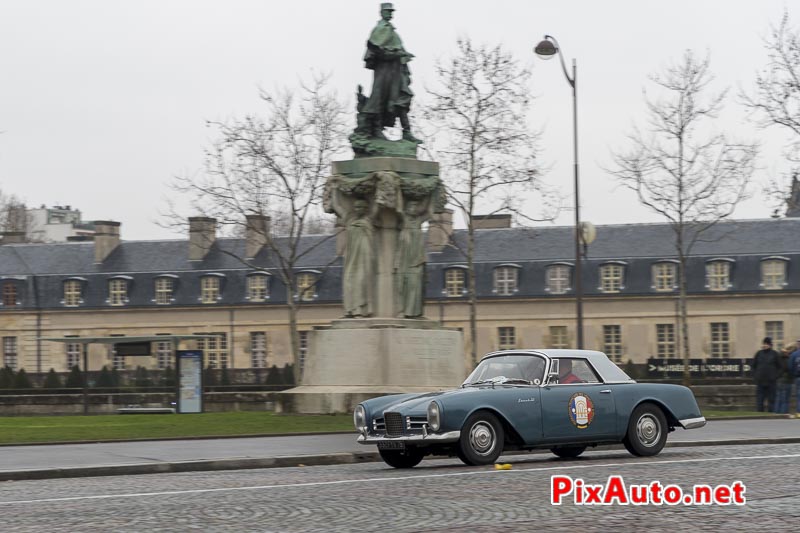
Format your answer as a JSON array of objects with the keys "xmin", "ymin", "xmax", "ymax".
[
  {"xmin": 493, "ymin": 267, "xmax": 518, "ymax": 296},
  {"xmin": 706, "ymin": 261, "xmax": 730, "ymax": 291},
  {"xmin": 656, "ymin": 324, "xmax": 676, "ymax": 357},
  {"xmin": 63, "ymin": 280, "xmax": 82, "ymax": 307},
  {"xmin": 296, "ymin": 273, "xmax": 317, "ymax": 302},
  {"xmin": 2, "ymin": 337, "xmax": 18, "ymax": 371},
  {"xmin": 250, "ymin": 332, "xmax": 267, "ymax": 368},
  {"xmin": 498, "ymin": 327, "xmax": 516, "ymax": 350},
  {"xmin": 546, "ymin": 264, "xmax": 571, "ymax": 294},
  {"xmin": 66, "ymin": 342, "xmax": 81, "ymax": 370},
  {"xmin": 110, "ymin": 334, "xmax": 126, "ymax": 370},
  {"xmin": 298, "ymin": 331, "xmax": 309, "ymax": 378},
  {"xmin": 197, "ymin": 333, "xmax": 228, "ymax": 369},
  {"xmin": 761, "ymin": 260, "xmax": 786, "ymax": 290},
  {"xmin": 603, "ymin": 325, "xmax": 623, "ymax": 362},
  {"xmin": 155, "ymin": 338, "xmax": 173, "ymax": 369},
  {"xmin": 154, "ymin": 277, "xmax": 174, "ymax": 305},
  {"xmin": 652, "ymin": 263, "xmax": 676, "ymax": 292},
  {"xmin": 247, "ymin": 274, "xmax": 269, "ymax": 302},
  {"xmin": 108, "ymin": 279, "xmax": 128, "ymax": 306},
  {"xmin": 549, "ymin": 326, "xmax": 569, "ymax": 349},
  {"xmin": 444, "ymin": 268, "xmax": 465, "ymax": 297},
  {"xmin": 710, "ymin": 322, "xmax": 730, "ymax": 357},
  {"xmin": 600, "ymin": 264, "xmax": 624, "ymax": 293},
  {"xmin": 765, "ymin": 321, "xmax": 784, "ymax": 351},
  {"xmin": 2, "ymin": 283, "xmax": 18, "ymax": 306},
  {"xmin": 200, "ymin": 276, "xmax": 220, "ymax": 304}
]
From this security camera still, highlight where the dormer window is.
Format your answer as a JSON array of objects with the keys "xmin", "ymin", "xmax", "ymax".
[
  {"xmin": 600, "ymin": 263, "xmax": 625, "ymax": 293},
  {"xmin": 652, "ymin": 262, "xmax": 676, "ymax": 292},
  {"xmin": 760, "ymin": 258, "xmax": 787, "ymax": 290},
  {"xmin": 706, "ymin": 260, "xmax": 732, "ymax": 291},
  {"xmin": 296, "ymin": 272, "xmax": 318, "ymax": 302},
  {"xmin": 63, "ymin": 278, "xmax": 85, "ymax": 307},
  {"xmin": 546, "ymin": 264, "xmax": 571, "ymax": 294},
  {"xmin": 200, "ymin": 276, "xmax": 221, "ymax": 304},
  {"xmin": 1, "ymin": 282, "xmax": 19, "ymax": 306},
  {"xmin": 493, "ymin": 266, "xmax": 519, "ymax": 296},
  {"xmin": 247, "ymin": 273, "xmax": 270, "ymax": 302},
  {"xmin": 154, "ymin": 276, "xmax": 176, "ymax": 305},
  {"xmin": 444, "ymin": 268, "xmax": 466, "ymax": 297},
  {"xmin": 107, "ymin": 277, "xmax": 131, "ymax": 306}
]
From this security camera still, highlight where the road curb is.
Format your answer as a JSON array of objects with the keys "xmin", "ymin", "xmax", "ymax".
[{"xmin": 1, "ymin": 437, "xmax": 799, "ymax": 482}]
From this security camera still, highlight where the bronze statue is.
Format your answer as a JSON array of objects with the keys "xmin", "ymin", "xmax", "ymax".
[{"xmin": 351, "ymin": 3, "xmax": 421, "ymax": 157}]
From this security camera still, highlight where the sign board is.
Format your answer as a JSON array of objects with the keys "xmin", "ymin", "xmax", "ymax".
[
  {"xmin": 114, "ymin": 341, "xmax": 151, "ymax": 356},
  {"xmin": 647, "ymin": 358, "xmax": 753, "ymax": 378},
  {"xmin": 176, "ymin": 350, "xmax": 203, "ymax": 413}
]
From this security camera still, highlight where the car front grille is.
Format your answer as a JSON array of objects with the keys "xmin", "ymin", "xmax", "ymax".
[{"xmin": 384, "ymin": 412, "xmax": 404, "ymax": 436}]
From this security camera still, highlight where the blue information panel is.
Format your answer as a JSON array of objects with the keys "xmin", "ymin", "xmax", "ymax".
[{"xmin": 177, "ymin": 350, "xmax": 203, "ymax": 413}]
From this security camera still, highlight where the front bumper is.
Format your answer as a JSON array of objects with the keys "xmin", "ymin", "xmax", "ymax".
[
  {"xmin": 679, "ymin": 416, "xmax": 707, "ymax": 429},
  {"xmin": 357, "ymin": 430, "xmax": 461, "ymax": 445}
]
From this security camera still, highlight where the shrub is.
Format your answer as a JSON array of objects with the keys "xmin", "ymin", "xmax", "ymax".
[
  {"xmin": 42, "ymin": 368, "xmax": 62, "ymax": 389},
  {"xmin": 13, "ymin": 368, "xmax": 32, "ymax": 389},
  {"xmin": 65, "ymin": 365, "xmax": 84, "ymax": 388},
  {"xmin": 0, "ymin": 366, "xmax": 15, "ymax": 389}
]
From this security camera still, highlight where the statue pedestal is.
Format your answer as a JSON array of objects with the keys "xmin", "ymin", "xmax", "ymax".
[
  {"xmin": 281, "ymin": 157, "xmax": 461, "ymax": 414},
  {"xmin": 282, "ymin": 319, "xmax": 465, "ymax": 414}
]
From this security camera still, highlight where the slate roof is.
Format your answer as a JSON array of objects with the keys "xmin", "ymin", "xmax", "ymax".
[{"xmin": 1, "ymin": 218, "xmax": 798, "ymax": 310}]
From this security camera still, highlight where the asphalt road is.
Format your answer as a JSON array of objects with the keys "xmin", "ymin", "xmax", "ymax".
[
  {"xmin": 1, "ymin": 442, "xmax": 799, "ymax": 532},
  {"xmin": 1, "ymin": 418, "xmax": 798, "ymax": 473}
]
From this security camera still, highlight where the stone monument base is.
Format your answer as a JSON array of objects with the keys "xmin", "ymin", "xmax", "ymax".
[{"xmin": 282, "ymin": 319, "xmax": 465, "ymax": 414}]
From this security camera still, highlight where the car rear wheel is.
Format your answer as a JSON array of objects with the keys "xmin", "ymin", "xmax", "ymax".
[
  {"xmin": 623, "ymin": 403, "xmax": 668, "ymax": 457},
  {"xmin": 379, "ymin": 448, "xmax": 424, "ymax": 469},
  {"xmin": 550, "ymin": 446, "xmax": 586, "ymax": 459},
  {"xmin": 458, "ymin": 412, "xmax": 504, "ymax": 466}
]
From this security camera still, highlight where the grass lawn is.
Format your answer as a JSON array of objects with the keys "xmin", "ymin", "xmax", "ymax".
[{"xmin": 0, "ymin": 412, "xmax": 353, "ymax": 445}]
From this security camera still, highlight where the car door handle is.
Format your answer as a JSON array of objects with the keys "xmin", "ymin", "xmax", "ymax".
[{"xmin": 600, "ymin": 389, "xmax": 612, "ymax": 394}]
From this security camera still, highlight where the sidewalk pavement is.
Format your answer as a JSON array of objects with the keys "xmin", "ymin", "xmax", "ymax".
[{"xmin": 1, "ymin": 419, "xmax": 798, "ymax": 481}]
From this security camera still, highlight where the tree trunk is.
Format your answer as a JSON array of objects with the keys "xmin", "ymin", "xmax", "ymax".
[
  {"xmin": 286, "ymin": 288, "xmax": 301, "ymax": 386},
  {"xmin": 678, "ymin": 253, "xmax": 691, "ymax": 387}
]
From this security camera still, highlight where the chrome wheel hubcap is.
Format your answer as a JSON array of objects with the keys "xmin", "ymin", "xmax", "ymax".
[
  {"xmin": 469, "ymin": 421, "xmax": 496, "ymax": 456},
  {"xmin": 636, "ymin": 414, "xmax": 661, "ymax": 447}
]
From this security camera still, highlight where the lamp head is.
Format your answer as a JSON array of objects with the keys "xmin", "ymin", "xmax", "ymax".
[{"xmin": 534, "ymin": 38, "xmax": 558, "ymax": 60}]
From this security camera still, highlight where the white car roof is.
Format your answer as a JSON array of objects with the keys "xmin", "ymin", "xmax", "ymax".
[{"xmin": 480, "ymin": 349, "xmax": 636, "ymax": 384}]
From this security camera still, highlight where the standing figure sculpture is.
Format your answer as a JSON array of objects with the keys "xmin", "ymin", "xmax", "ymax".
[
  {"xmin": 395, "ymin": 199, "xmax": 426, "ymax": 318},
  {"xmin": 362, "ymin": 3, "xmax": 420, "ymax": 143},
  {"xmin": 330, "ymin": 195, "xmax": 377, "ymax": 318}
]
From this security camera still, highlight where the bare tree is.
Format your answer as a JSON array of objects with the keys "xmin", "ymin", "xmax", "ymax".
[
  {"xmin": 742, "ymin": 10, "xmax": 800, "ymax": 216},
  {"xmin": 422, "ymin": 38, "xmax": 554, "ymax": 365},
  {"xmin": 164, "ymin": 76, "xmax": 348, "ymax": 382},
  {"xmin": 0, "ymin": 188, "xmax": 30, "ymax": 238},
  {"xmin": 610, "ymin": 50, "xmax": 757, "ymax": 385}
]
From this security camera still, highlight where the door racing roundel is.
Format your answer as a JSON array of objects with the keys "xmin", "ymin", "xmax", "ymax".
[{"xmin": 568, "ymin": 392, "xmax": 595, "ymax": 429}]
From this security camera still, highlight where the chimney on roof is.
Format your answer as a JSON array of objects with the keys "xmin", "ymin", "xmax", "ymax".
[
  {"xmin": 189, "ymin": 217, "xmax": 216, "ymax": 261},
  {"xmin": 471, "ymin": 213, "xmax": 512, "ymax": 229},
  {"xmin": 786, "ymin": 175, "xmax": 800, "ymax": 218},
  {"xmin": 1, "ymin": 231, "xmax": 26, "ymax": 245},
  {"xmin": 427, "ymin": 209, "xmax": 454, "ymax": 252},
  {"xmin": 93, "ymin": 221, "xmax": 121, "ymax": 263},
  {"xmin": 245, "ymin": 214, "xmax": 271, "ymax": 259}
]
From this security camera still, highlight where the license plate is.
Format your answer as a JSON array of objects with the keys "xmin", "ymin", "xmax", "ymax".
[{"xmin": 377, "ymin": 440, "xmax": 406, "ymax": 450}]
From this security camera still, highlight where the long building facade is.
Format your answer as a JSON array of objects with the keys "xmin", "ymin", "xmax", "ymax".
[{"xmin": 0, "ymin": 214, "xmax": 798, "ymax": 377}]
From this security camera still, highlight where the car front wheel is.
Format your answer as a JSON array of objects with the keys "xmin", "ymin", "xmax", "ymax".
[
  {"xmin": 379, "ymin": 448, "xmax": 424, "ymax": 469},
  {"xmin": 623, "ymin": 403, "xmax": 668, "ymax": 457},
  {"xmin": 550, "ymin": 446, "xmax": 586, "ymax": 459},
  {"xmin": 458, "ymin": 412, "xmax": 504, "ymax": 466}
]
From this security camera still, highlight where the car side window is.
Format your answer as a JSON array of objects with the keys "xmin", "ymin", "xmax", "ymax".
[{"xmin": 551, "ymin": 358, "xmax": 601, "ymax": 385}]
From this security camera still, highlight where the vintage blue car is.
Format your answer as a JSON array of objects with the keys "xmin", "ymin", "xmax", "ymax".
[{"xmin": 354, "ymin": 349, "xmax": 706, "ymax": 468}]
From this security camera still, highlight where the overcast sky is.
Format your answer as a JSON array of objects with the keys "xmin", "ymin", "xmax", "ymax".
[{"xmin": 0, "ymin": 0, "xmax": 795, "ymax": 240}]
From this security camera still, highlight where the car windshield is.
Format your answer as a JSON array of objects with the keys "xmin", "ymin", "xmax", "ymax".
[{"xmin": 463, "ymin": 354, "xmax": 545, "ymax": 386}]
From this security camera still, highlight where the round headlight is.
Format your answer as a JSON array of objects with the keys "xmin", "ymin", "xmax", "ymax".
[
  {"xmin": 353, "ymin": 405, "xmax": 366, "ymax": 433},
  {"xmin": 427, "ymin": 401, "xmax": 441, "ymax": 432}
]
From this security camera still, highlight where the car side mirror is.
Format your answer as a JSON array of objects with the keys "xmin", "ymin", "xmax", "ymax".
[{"xmin": 547, "ymin": 359, "xmax": 560, "ymax": 381}]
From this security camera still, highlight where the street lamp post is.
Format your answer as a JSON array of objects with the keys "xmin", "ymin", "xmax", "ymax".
[{"xmin": 535, "ymin": 35, "xmax": 584, "ymax": 349}]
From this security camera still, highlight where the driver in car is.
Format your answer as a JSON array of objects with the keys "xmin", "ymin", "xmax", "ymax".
[{"xmin": 558, "ymin": 359, "xmax": 583, "ymax": 384}]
